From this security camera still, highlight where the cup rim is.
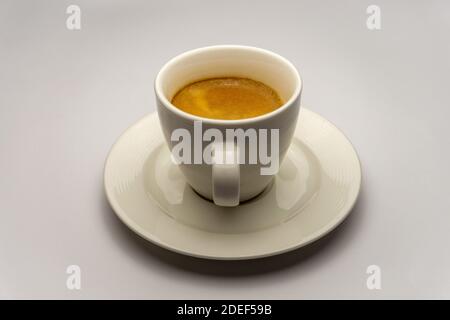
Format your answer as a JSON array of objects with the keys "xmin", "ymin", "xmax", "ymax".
[{"xmin": 154, "ymin": 45, "xmax": 302, "ymax": 125}]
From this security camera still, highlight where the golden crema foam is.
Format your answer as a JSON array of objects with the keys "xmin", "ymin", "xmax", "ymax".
[{"xmin": 171, "ymin": 77, "xmax": 283, "ymax": 120}]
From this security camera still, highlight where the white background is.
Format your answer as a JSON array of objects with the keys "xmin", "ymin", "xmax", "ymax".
[{"xmin": 1, "ymin": 0, "xmax": 449, "ymax": 299}]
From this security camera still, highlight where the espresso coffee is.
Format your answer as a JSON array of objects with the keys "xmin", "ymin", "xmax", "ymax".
[{"xmin": 171, "ymin": 77, "xmax": 283, "ymax": 120}]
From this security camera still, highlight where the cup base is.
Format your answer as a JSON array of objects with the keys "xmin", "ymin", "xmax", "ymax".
[{"xmin": 190, "ymin": 179, "xmax": 274, "ymax": 206}]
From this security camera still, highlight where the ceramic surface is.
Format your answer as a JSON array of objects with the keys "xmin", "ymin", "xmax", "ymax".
[{"xmin": 155, "ymin": 45, "xmax": 302, "ymax": 206}]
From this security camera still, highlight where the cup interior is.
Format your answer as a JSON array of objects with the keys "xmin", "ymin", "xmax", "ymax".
[{"xmin": 155, "ymin": 45, "xmax": 301, "ymax": 118}]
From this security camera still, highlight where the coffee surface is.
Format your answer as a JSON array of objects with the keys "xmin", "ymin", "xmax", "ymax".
[{"xmin": 171, "ymin": 77, "xmax": 283, "ymax": 120}]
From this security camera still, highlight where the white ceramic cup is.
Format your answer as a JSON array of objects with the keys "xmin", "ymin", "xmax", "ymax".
[{"xmin": 155, "ymin": 45, "xmax": 302, "ymax": 207}]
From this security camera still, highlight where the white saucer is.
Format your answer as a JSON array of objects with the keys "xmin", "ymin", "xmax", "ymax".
[{"xmin": 104, "ymin": 108, "xmax": 361, "ymax": 260}]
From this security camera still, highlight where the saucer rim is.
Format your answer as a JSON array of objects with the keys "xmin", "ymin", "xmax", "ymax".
[{"xmin": 104, "ymin": 108, "xmax": 362, "ymax": 260}]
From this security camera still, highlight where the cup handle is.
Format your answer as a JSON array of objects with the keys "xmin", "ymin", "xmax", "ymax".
[{"xmin": 212, "ymin": 141, "xmax": 240, "ymax": 207}]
